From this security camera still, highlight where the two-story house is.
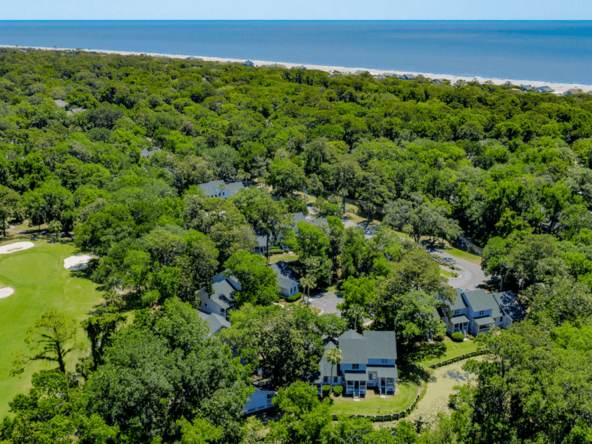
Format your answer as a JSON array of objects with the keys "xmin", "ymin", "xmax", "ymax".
[
  {"xmin": 197, "ymin": 180, "xmax": 245, "ymax": 199},
  {"xmin": 439, "ymin": 289, "xmax": 525, "ymax": 336},
  {"xmin": 195, "ymin": 272, "xmax": 242, "ymax": 319},
  {"xmin": 243, "ymin": 388, "xmax": 276, "ymax": 415},
  {"xmin": 313, "ymin": 330, "xmax": 398, "ymax": 399}
]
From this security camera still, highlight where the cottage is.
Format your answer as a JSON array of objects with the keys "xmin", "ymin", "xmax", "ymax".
[
  {"xmin": 196, "ymin": 272, "xmax": 242, "ymax": 318},
  {"xmin": 439, "ymin": 289, "xmax": 525, "ymax": 336},
  {"xmin": 140, "ymin": 147, "xmax": 163, "ymax": 158},
  {"xmin": 198, "ymin": 311, "xmax": 231, "ymax": 336},
  {"xmin": 197, "ymin": 180, "xmax": 245, "ymax": 199},
  {"xmin": 243, "ymin": 388, "xmax": 276, "ymax": 415},
  {"xmin": 432, "ymin": 79, "xmax": 443, "ymax": 84},
  {"xmin": 565, "ymin": 88, "xmax": 583, "ymax": 96},
  {"xmin": 403, "ymin": 74, "xmax": 416, "ymax": 81},
  {"xmin": 54, "ymin": 99, "xmax": 69, "ymax": 108},
  {"xmin": 243, "ymin": 60, "xmax": 254, "ymax": 67},
  {"xmin": 291, "ymin": 212, "xmax": 328, "ymax": 234},
  {"xmin": 269, "ymin": 260, "xmax": 300, "ymax": 297},
  {"xmin": 313, "ymin": 330, "xmax": 398, "ymax": 399},
  {"xmin": 520, "ymin": 84, "xmax": 534, "ymax": 92},
  {"xmin": 534, "ymin": 86, "xmax": 554, "ymax": 93},
  {"xmin": 254, "ymin": 234, "xmax": 269, "ymax": 255},
  {"xmin": 67, "ymin": 108, "xmax": 86, "ymax": 116}
]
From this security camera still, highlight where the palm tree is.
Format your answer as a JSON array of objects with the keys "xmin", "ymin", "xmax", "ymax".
[
  {"xmin": 326, "ymin": 348, "xmax": 342, "ymax": 394},
  {"xmin": 300, "ymin": 275, "xmax": 317, "ymax": 307},
  {"xmin": 348, "ymin": 305, "xmax": 365, "ymax": 332}
]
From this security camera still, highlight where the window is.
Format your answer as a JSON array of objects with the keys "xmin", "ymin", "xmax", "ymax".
[
  {"xmin": 381, "ymin": 359, "xmax": 388, "ymax": 364},
  {"xmin": 352, "ymin": 364, "xmax": 359, "ymax": 370},
  {"xmin": 334, "ymin": 376, "xmax": 338, "ymax": 382},
  {"xmin": 453, "ymin": 309, "xmax": 459, "ymax": 315},
  {"xmin": 323, "ymin": 376, "xmax": 329, "ymax": 383},
  {"xmin": 220, "ymin": 309, "xmax": 225, "ymax": 313},
  {"xmin": 478, "ymin": 310, "xmax": 485, "ymax": 316}
]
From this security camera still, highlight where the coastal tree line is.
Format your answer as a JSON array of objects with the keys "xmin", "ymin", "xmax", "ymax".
[{"xmin": 0, "ymin": 48, "xmax": 591, "ymax": 443}]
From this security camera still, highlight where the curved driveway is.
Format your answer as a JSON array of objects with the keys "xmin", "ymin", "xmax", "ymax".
[{"xmin": 429, "ymin": 248, "xmax": 488, "ymax": 291}]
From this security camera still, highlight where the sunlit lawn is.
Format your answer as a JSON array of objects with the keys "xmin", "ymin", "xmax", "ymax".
[
  {"xmin": 328, "ymin": 379, "xmax": 418, "ymax": 416},
  {"xmin": 268, "ymin": 252, "xmax": 299, "ymax": 264},
  {"xmin": 0, "ymin": 241, "xmax": 104, "ymax": 418},
  {"xmin": 420, "ymin": 338, "xmax": 480, "ymax": 368}
]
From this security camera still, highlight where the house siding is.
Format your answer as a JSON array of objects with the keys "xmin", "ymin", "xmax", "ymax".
[{"xmin": 340, "ymin": 364, "xmax": 367, "ymax": 372}]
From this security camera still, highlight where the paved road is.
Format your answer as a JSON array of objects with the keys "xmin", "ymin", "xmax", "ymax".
[
  {"xmin": 429, "ymin": 248, "xmax": 488, "ymax": 291},
  {"xmin": 308, "ymin": 292, "xmax": 342, "ymax": 316}
]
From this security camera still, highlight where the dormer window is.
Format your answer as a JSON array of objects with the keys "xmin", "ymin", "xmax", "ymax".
[
  {"xmin": 352, "ymin": 364, "xmax": 359, "ymax": 370},
  {"xmin": 453, "ymin": 309, "xmax": 459, "ymax": 315},
  {"xmin": 478, "ymin": 310, "xmax": 485, "ymax": 316}
]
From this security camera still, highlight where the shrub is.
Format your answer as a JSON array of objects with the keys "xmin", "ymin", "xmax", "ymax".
[
  {"xmin": 433, "ymin": 332, "xmax": 445, "ymax": 342},
  {"xmin": 322, "ymin": 385, "xmax": 331, "ymax": 396},
  {"xmin": 452, "ymin": 332, "xmax": 465, "ymax": 342},
  {"xmin": 284, "ymin": 292, "xmax": 302, "ymax": 303},
  {"xmin": 269, "ymin": 247, "xmax": 284, "ymax": 254},
  {"xmin": 333, "ymin": 385, "xmax": 343, "ymax": 396}
]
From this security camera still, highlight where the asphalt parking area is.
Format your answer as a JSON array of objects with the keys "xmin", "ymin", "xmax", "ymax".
[{"xmin": 308, "ymin": 292, "xmax": 343, "ymax": 316}]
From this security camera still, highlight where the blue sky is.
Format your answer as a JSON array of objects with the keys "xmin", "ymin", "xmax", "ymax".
[{"xmin": 4, "ymin": 0, "xmax": 592, "ymax": 20}]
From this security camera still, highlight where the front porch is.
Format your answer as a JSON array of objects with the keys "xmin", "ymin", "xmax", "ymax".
[{"xmin": 472, "ymin": 316, "xmax": 495, "ymax": 335}]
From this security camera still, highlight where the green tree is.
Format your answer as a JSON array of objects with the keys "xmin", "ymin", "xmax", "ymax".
[
  {"xmin": 224, "ymin": 251, "xmax": 279, "ymax": 306},
  {"xmin": 11, "ymin": 311, "xmax": 80, "ymax": 376},
  {"xmin": 48, "ymin": 219, "xmax": 62, "ymax": 242},
  {"xmin": 0, "ymin": 185, "xmax": 19, "ymax": 237}
]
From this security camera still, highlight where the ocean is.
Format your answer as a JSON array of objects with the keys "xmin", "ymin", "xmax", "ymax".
[{"xmin": 0, "ymin": 21, "xmax": 591, "ymax": 85}]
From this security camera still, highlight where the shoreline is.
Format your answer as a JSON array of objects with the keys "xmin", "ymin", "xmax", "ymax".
[{"xmin": 2, "ymin": 44, "xmax": 591, "ymax": 94}]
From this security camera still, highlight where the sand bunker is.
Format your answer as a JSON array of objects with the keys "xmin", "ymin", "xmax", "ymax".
[
  {"xmin": 64, "ymin": 254, "xmax": 92, "ymax": 270},
  {"xmin": 0, "ymin": 242, "xmax": 35, "ymax": 255},
  {"xmin": 0, "ymin": 287, "xmax": 15, "ymax": 299}
]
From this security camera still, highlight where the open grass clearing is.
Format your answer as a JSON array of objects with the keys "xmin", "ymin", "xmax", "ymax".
[
  {"xmin": 328, "ymin": 379, "xmax": 418, "ymax": 416},
  {"xmin": 268, "ymin": 252, "xmax": 299, "ymax": 264},
  {"xmin": 420, "ymin": 338, "xmax": 480, "ymax": 369},
  {"xmin": 440, "ymin": 269, "xmax": 460, "ymax": 279},
  {"xmin": 0, "ymin": 241, "xmax": 104, "ymax": 418}
]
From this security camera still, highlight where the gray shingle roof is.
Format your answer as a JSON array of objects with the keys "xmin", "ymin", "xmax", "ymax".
[
  {"xmin": 54, "ymin": 99, "xmax": 69, "ymax": 108},
  {"xmin": 449, "ymin": 289, "xmax": 468, "ymax": 311},
  {"xmin": 375, "ymin": 367, "xmax": 398, "ymax": 379},
  {"xmin": 362, "ymin": 331, "xmax": 397, "ymax": 361},
  {"xmin": 210, "ymin": 280, "xmax": 236, "ymax": 309},
  {"xmin": 269, "ymin": 261, "xmax": 299, "ymax": 293},
  {"xmin": 451, "ymin": 315, "xmax": 470, "ymax": 324},
  {"xmin": 198, "ymin": 180, "xmax": 225, "ymax": 197},
  {"xmin": 474, "ymin": 316, "xmax": 495, "ymax": 326},
  {"xmin": 225, "ymin": 182, "xmax": 245, "ymax": 196},
  {"xmin": 198, "ymin": 311, "xmax": 231, "ymax": 336},
  {"xmin": 67, "ymin": 108, "xmax": 86, "ymax": 116},
  {"xmin": 338, "ymin": 330, "xmax": 397, "ymax": 364},
  {"xmin": 256, "ymin": 235, "xmax": 268, "ymax": 248},
  {"xmin": 314, "ymin": 341, "xmax": 339, "ymax": 383},
  {"xmin": 492, "ymin": 291, "xmax": 526, "ymax": 321},
  {"xmin": 463, "ymin": 289, "xmax": 501, "ymax": 317},
  {"xmin": 140, "ymin": 147, "xmax": 162, "ymax": 158},
  {"xmin": 344, "ymin": 372, "xmax": 368, "ymax": 381}
]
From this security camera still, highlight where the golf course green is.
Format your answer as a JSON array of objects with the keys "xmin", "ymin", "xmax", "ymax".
[{"xmin": 0, "ymin": 240, "xmax": 104, "ymax": 419}]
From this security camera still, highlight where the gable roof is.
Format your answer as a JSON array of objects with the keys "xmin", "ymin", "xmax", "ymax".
[
  {"xmin": 198, "ymin": 311, "xmax": 231, "ymax": 336},
  {"xmin": 198, "ymin": 180, "xmax": 225, "ymax": 197},
  {"xmin": 362, "ymin": 331, "xmax": 398, "ymax": 361},
  {"xmin": 449, "ymin": 288, "xmax": 468, "ymax": 311},
  {"xmin": 54, "ymin": 99, "xmax": 69, "ymax": 108},
  {"xmin": 492, "ymin": 291, "xmax": 526, "ymax": 321},
  {"xmin": 338, "ymin": 330, "xmax": 397, "ymax": 364},
  {"xmin": 225, "ymin": 182, "xmax": 246, "ymax": 196},
  {"xmin": 463, "ymin": 289, "xmax": 501, "ymax": 317},
  {"xmin": 210, "ymin": 279, "xmax": 236, "ymax": 309},
  {"xmin": 270, "ymin": 261, "xmax": 299, "ymax": 293}
]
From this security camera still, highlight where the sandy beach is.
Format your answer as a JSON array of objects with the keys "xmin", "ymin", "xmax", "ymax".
[{"xmin": 2, "ymin": 45, "xmax": 591, "ymax": 94}]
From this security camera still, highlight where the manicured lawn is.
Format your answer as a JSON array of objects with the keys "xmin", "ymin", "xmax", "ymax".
[
  {"xmin": 420, "ymin": 338, "xmax": 480, "ymax": 368},
  {"xmin": 440, "ymin": 269, "xmax": 459, "ymax": 278},
  {"xmin": 0, "ymin": 241, "xmax": 104, "ymax": 418},
  {"xmin": 269, "ymin": 252, "xmax": 299, "ymax": 264},
  {"xmin": 444, "ymin": 247, "xmax": 482, "ymax": 266},
  {"xmin": 328, "ymin": 380, "xmax": 417, "ymax": 416}
]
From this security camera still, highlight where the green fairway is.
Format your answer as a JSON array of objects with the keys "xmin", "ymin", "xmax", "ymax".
[{"xmin": 0, "ymin": 240, "xmax": 104, "ymax": 418}]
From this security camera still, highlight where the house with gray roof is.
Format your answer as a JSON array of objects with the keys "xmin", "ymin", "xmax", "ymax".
[
  {"xmin": 439, "ymin": 289, "xmax": 525, "ymax": 336},
  {"xmin": 313, "ymin": 330, "xmax": 398, "ymax": 399},
  {"xmin": 291, "ymin": 212, "xmax": 329, "ymax": 234},
  {"xmin": 269, "ymin": 260, "xmax": 300, "ymax": 297},
  {"xmin": 520, "ymin": 84, "xmax": 534, "ymax": 92},
  {"xmin": 534, "ymin": 86, "xmax": 554, "ymax": 93},
  {"xmin": 67, "ymin": 108, "xmax": 86, "ymax": 116},
  {"xmin": 198, "ymin": 180, "xmax": 246, "ymax": 199},
  {"xmin": 198, "ymin": 311, "xmax": 231, "ymax": 336},
  {"xmin": 196, "ymin": 271, "xmax": 242, "ymax": 318},
  {"xmin": 565, "ymin": 88, "xmax": 583, "ymax": 96},
  {"xmin": 254, "ymin": 234, "xmax": 269, "ymax": 255},
  {"xmin": 54, "ymin": 99, "xmax": 69, "ymax": 108}
]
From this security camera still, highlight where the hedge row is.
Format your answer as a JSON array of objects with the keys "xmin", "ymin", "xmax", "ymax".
[
  {"xmin": 331, "ymin": 392, "xmax": 421, "ymax": 422},
  {"xmin": 428, "ymin": 350, "xmax": 488, "ymax": 369},
  {"xmin": 284, "ymin": 292, "xmax": 302, "ymax": 302}
]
